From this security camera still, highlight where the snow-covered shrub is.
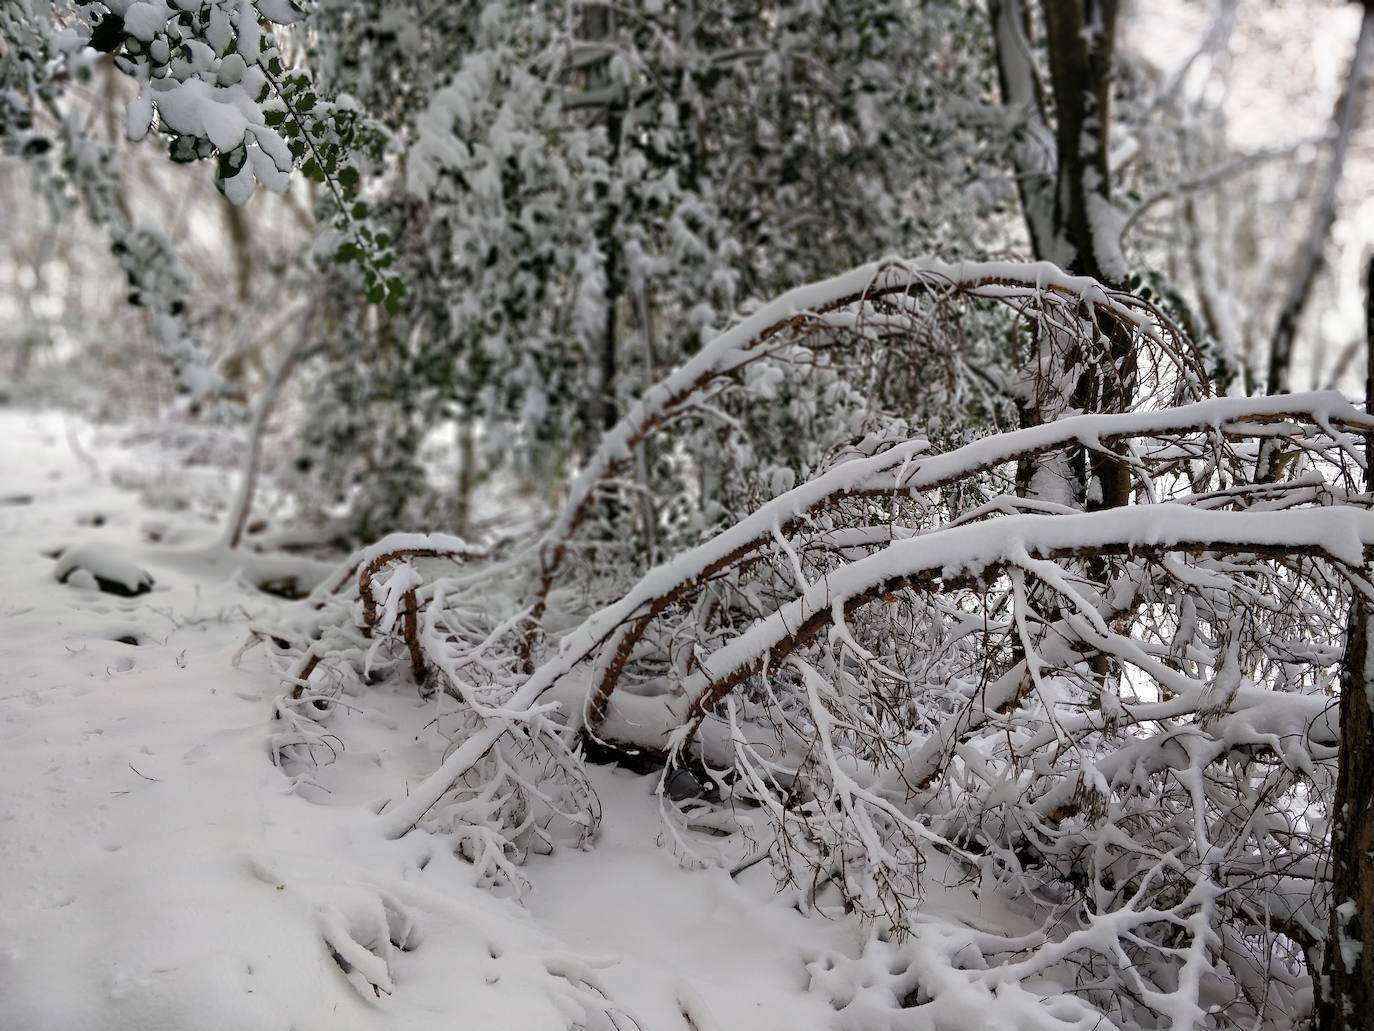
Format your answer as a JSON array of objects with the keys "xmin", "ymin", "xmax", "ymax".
[
  {"xmin": 260, "ymin": 255, "xmax": 1374, "ymax": 1027},
  {"xmin": 269, "ymin": 0, "xmax": 1015, "ymax": 543}
]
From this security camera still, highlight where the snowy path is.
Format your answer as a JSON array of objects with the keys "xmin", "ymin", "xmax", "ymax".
[{"xmin": 0, "ymin": 411, "xmax": 857, "ymax": 1030}]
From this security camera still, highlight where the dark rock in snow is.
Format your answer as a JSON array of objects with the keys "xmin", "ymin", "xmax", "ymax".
[
  {"xmin": 54, "ymin": 544, "xmax": 154, "ymax": 597},
  {"xmin": 664, "ymin": 767, "xmax": 706, "ymax": 801},
  {"xmin": 255, "ymin": 577, "xmax": 307, "ymax": 600}
]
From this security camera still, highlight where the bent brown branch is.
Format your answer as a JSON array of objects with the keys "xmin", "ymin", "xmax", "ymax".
[
  {"xmin": 582, "ymin": 393, "xmax": 1371, "ymax": 734},
  {"xmin": 288, "ymin": 534, "xmax": 483, "ymax": 697},
  {"xmin": 672, "ymin": 506, "xmax": 1374, "ymax": 745}
]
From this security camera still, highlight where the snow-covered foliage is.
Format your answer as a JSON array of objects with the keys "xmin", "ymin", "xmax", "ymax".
[
  {"xmin": 253, "ymin": 253, "xmax": 1367, "ymax": 1030},
  {"xmin": 5, "ymin": 3, "xmax": 1373, "ymax": 1030},
  {"xmin": 274, "ymin": 0, "xmax": 1015, "ymax": 538},
  {"xmin": 0, "ymin": 0, "xmax": 389, "ymax": 406}
]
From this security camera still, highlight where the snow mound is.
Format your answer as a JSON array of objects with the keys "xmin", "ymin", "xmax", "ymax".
[{"xmin": 53, "ymin": 544, "xmax": 155, "ymax": 597}]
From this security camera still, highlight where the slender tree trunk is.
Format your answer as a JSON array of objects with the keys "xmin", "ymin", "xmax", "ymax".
[
  {"xmin": 989, "ymin": 0, "xmax": 1057, "ymax": 265},
  {"xmin": 993, "ymin": 0, "xmax": 1131, "ymax": 505},
  {"xmin": 218, "ymin": 203, "xmax": 258, "ymax": 388},
  {"xmin": 222, "ymin": 310, "xmax": 317, "ymax": 549},
  {"xmin": 633, "ymin": 286, "xmax": 659, "ymax": 564},
  {"xmin": 453, "ymin": 418, "xmax": 476, "ymax": 539},
  {"xmin": 576, "ymin": 4, "xmax": 625, "ymax": 548},
  {"xmin": 580, "ymin": 2, "xmax": 622, "ymax": 451},
  {"xmin": 1041, "ymin": 0, "xmax": 1120, "ymax": 282},
  {"xmin": 992, "ymin": 2, "xmax": 1132, "ymax": 708},
  {"xmin": 1318, "ymin": 256, "xmax": 1374, "ymax": 1031}
]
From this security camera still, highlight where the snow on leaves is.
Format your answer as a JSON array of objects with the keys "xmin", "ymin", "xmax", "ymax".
[
  {"xmin": 83, "ymin": 0, "xmax": 300, "ymax": 203},
  {"xmin": 267, "ymin": 254, "xmax": 1371, "ymax": 1030}
]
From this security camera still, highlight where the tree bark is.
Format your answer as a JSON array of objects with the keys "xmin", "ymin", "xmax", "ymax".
[
  {"xmin": 579, "ymin": 2, "xmax": 623, "ymax": 452},
  {"xmin": 994, "ymin": 1, "xmax": 1136, "ymax": 737},
  {"xmin": 1040, "ymin": 0, "xmax": 1120, "ymax": 282},
  {"xmin": 989, "ymin": 0, "xmax": 1057, "ymax": 266},
  {"xmin": 1318, "ymin": 256, "xmax": 1374, "ymax": 1031},
  {"xmin": 992, "ymin": 1, "xmax": 1131, "ymax": 506}
]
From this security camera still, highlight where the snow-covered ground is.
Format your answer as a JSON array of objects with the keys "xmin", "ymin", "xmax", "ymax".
[{"xmin": 1, "ymin": 408, "xmax": 971, "ymax": 1030}]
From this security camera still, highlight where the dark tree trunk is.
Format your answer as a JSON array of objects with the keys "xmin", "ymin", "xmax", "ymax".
[
  {"xmin": 989, "ymin": 0, "xmax": 1055, "ymax": 266},
  {"xmin": 1040, "ymin": 0, "xmax": 1119, "ymax": 282},
  {"xmin": 990, "ymin": 0, "xmax": 1121, "ymax": 282},
  {"xmin": 574, "ymin": 4, "xmax": 625, "ymax": 546},
  {"xmin": 992, "ymin": 0, "xmax": 1130, "ymax": 506},
  {"xmin": 579, "ymin": 3, "xmax": 623, "ymax": 452},
  {"xmin": 990, "ymin": 1, "xmax": 1131, "ymax": 710},
  {"xmin": 1322, "ymin": 602, "xmax": 1374, "ymax": 1031},
  {"xmin": 1318, "ymin": 257, "xmax": 1374, "ymax": 1031}
]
